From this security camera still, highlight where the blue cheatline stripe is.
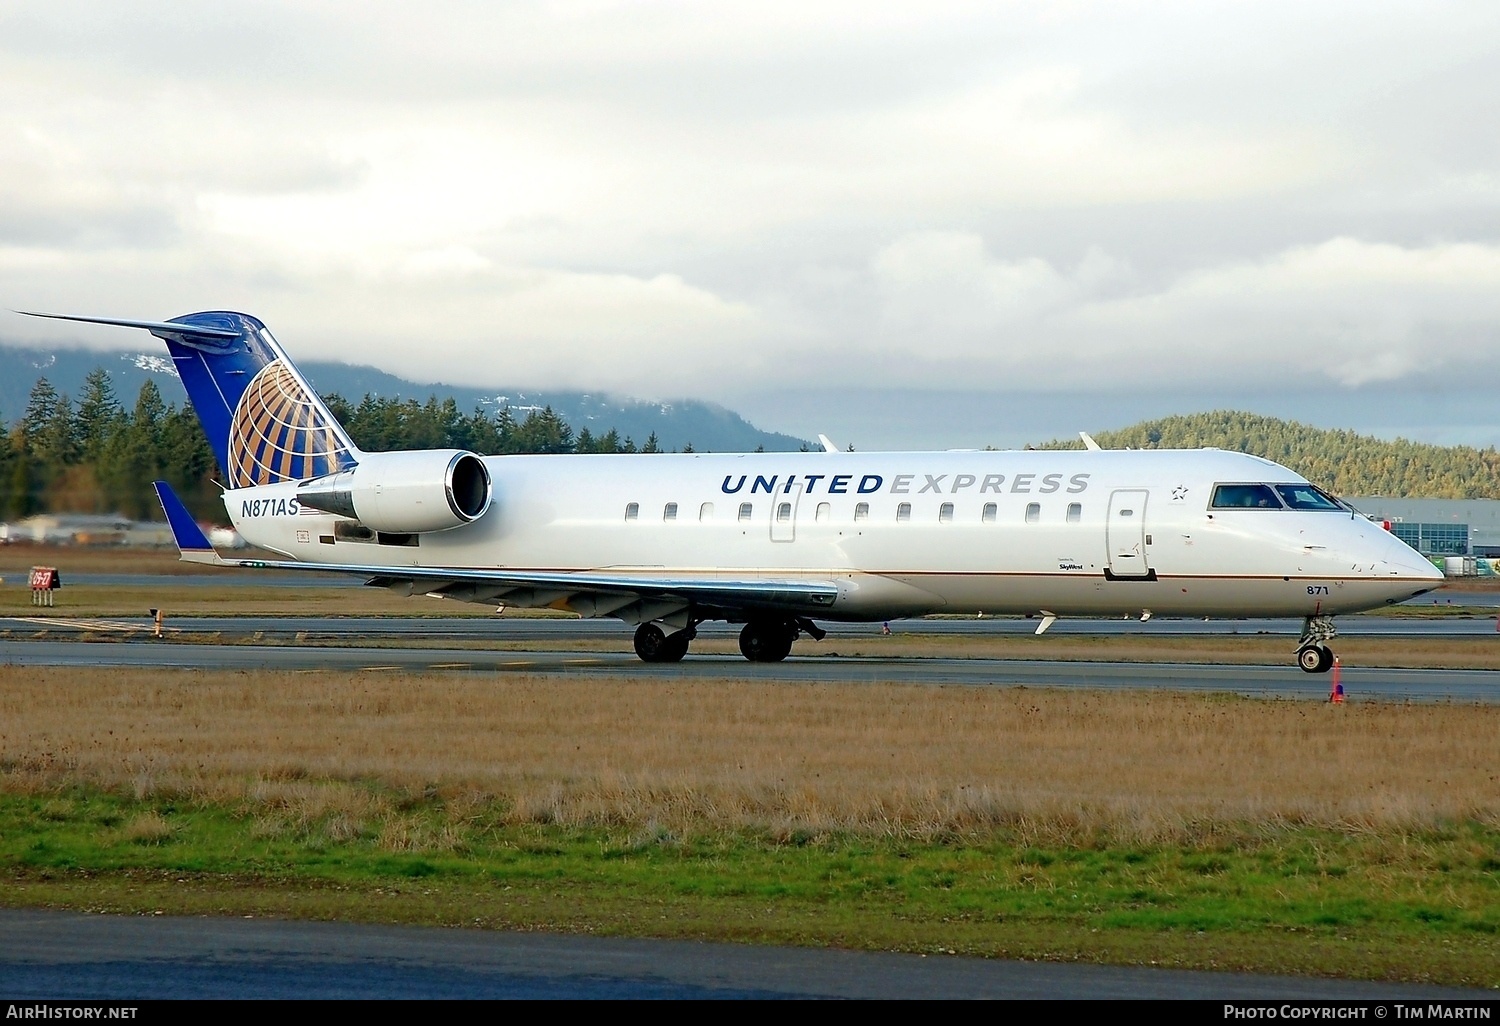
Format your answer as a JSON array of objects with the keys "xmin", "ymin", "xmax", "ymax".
[{"xmin": 152, "ymin": 481, "xmax": 214, "ymax": 552}]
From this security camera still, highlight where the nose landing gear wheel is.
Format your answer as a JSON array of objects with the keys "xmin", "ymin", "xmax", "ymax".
[{"xmin": 1297, "ymin": 644, "xmax": 1333, "ymax": 673}]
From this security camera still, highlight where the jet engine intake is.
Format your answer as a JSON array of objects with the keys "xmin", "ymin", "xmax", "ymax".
[{"xmin": 297, "ymin": 449, "xmax": 491, "ymax": 533}]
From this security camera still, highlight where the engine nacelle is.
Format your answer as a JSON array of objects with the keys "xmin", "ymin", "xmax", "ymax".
[{"xmin": 297, "ymin": 449, "xmax": 492, "ymax": 534}]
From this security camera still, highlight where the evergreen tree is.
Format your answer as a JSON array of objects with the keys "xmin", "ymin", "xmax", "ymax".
[
  {"xmin": 459, "ymin": 406, "xmax": 505, "ymax": 455},
  {"xmin": 5, "ymin": 428, "xmax": 39, "ymax": 519},
  {"xmin": 21, "ymin": 379, "xmax": 59, "ymax": 449},
  {"xmin": 22, "ymin": 378, "xmax": 80, "ymax": 474},
  {"xmin": 160, "ymin": 406, "xmax": 214, "ymax": 495},
  {"xmin": 492, "ymin": 406, "xmax": 519, "ymax": 454},
  {"xmin": 513, "ymin": 406, "xmax": 575, "ymax": 454},
  {"xmin": 76, "ymin": 368, "xmax": 122, "ymax": 463},
  {"xmin": 320, "ymin": 392, "xmax": 355, "ymax": 430},
  {"xmin": 0, "ymin": 419, "xmax": 13, "ymax": 516},
  {"xmin": 113, "ymin": 381, "xmax": 168, "ymax": 519}
]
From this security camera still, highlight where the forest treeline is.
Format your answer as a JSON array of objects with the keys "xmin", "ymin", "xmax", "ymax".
[
  {"xmin": 1038, "ymin": 411, "xmax": 1500, "ymax": 499},
  {"xmin": 0, "ymin": 369, "xmax": 681, "ymax": 522}
]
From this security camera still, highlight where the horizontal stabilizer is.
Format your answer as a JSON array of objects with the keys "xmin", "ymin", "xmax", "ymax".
[
  {"xmin": 18, "ymin": 311, "xmax": 240, "ymax": 339},
  {"xmin": 152, "ymin": 481, "xmax": 226, "ymax": 566}
]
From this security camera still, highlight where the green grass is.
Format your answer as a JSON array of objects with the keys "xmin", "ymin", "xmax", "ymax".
[{"xmin": 0, "ymin": 786, "xmax": 1494, "ymax": 986}]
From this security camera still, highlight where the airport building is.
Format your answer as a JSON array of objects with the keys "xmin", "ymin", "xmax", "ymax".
[
  {"xmin": 0, "ymin": 513, "xmax": 175, "ymax": 547},
  {"xmin": 1344, "ymin": 496, "xmax": 1500, "ymax": 571}
]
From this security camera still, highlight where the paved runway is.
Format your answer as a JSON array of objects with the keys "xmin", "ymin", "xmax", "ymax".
[
  {"xmin": 6, "ymin": 612, "xmax": 1500, "ymax": 638},
  {"xmin": 2, "ymin": 637, "xmax": 1495, "ymax": 702},
  {"xmin": 0, "ymin": 909, "xmax": 1488, "ymax": 999},
  {"xmin": 7, "ymin": 572, "xmax": 1500, "ymax": 603}
]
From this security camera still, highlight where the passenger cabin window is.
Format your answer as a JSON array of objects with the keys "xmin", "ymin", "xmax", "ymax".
[
  {"xmin": 777, "ymin": 502, "xmax": 792, "ymax": 522},
  {"xmin": 816, "ymin": 502, "xmax": 830, "ymax": 523},
  {"xmin": 738, "ymin": 502, "xmax": 753, "ymax": 521},
  {"xmin": 663, "ymin": 502, "xmax": 678, "ymax": 521},
  {"xmin": 1066, "ymin": 502, "xmax": 1081, "ymax": 523},
  {"xmin": 896, "ymin": 502, "xmax": 911, "ymax": 523},
  {"xmin": 700, "ymin": 502, "xmax": 714, "ymax": 521},
  {"xmin": 1274, "ymin": 484, "xmax": 1344, "ymax": 511},
  {"xmin": 1025, "ymin": 502, "xmax": 1040, "ymax": 524},
  {"xmin": 854, "ymin": 502, "xmax": 870, "ymax": 521},
  {"xmin": 625, "ymin": 502, "xmax": 639, "ymax": 521},
  {"xmin": 982, "ymin": 502, "xmax": 997, "ymax": 523},
  {"xmin": 939, "ymin": 502, "xmax": 954, "ymax": 523},
  {"xmin": 1210, "ymin": 484, "xmax": 1284, "ymax": 510}
]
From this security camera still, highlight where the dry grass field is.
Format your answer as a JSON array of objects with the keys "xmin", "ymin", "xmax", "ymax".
[
  {"xmin": 3, "ymin": 666, "xmax": 1494, "ymax": 842},
  {"xmin": 0, "ymin": 582, "xmax": 498, "ymax": 617},
  {"xmin": 3, "ymin": 664, "xmax": 1496, "ymax": 982}
]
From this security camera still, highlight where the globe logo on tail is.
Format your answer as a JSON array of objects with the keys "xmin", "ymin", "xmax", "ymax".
[{"xmin": 227, "ymin": 360, "xmax": 353, "ymax": 488}]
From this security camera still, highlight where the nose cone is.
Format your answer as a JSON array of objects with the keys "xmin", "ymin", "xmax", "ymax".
[
  {"xmin": 1344, "ymin": 519, "xmax": 1442, "ymax": 600},
  {"xmin": 1383, "ymin": 555, "xmax": 1444, "ymax": 585},
  {"xmin": 1376, "ymin": 539, "xmax": 1445, "ymax": 599}
]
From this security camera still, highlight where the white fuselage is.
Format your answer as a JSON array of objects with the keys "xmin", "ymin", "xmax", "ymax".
[{"xmin": 225, "ymin": 447, "xmax": 1442, "ymax": 621}]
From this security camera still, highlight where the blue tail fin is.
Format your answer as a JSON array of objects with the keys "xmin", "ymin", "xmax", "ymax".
[
  {"xmin": 21, "ymin": 311, "xmax": 358, "ymax": 488},
  {"xmin": 152, "ymin": 479, "xmax": 214, "ymax": 553}
]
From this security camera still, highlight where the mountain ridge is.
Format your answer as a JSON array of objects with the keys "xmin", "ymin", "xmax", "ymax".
[
  {"xmin": 1037, "ymin": 410, "xmax": 1500, "ymax": 499},
  {"xmin": 0, "ymin": 344, "xmax": 809, "ymax": 453}
]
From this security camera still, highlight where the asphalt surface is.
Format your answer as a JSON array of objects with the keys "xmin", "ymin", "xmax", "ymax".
[
  {"xmin": 6, "ymin": 612, "xmax": 1500, "ymax": 638},
  {"xmin": 7, "ymin": 571, "xmax": 1500, "ymax": 603},
  {"xmin": 0, "ymin": 910, "xmax": 1489, "ymax": 1000},
  {"xmin": 1, "ymin": 636, "xmax": 1496, "ymax": 701}
]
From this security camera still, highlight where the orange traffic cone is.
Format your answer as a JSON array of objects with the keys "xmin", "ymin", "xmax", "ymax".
[{"xmin": 1329, "ymin": 656, "xmax": 1344, "ymax": 704}]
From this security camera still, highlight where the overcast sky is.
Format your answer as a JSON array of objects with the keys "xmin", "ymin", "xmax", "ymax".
[{"xmin": 3, "ymin": 1, "xmax": 1499, "ymax": 448}]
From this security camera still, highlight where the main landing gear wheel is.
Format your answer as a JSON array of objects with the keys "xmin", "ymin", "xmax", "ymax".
[
  {"xmin": 1297, "ymin": 644, "xmax": 1334, "ymax": 674},
  {"xmin": 739, "ymin": 619, "xmax": 796, "ymax": 662},
  {"xmin": 634, "ymin": 623, "xmax": 692, "ymax": 663}
]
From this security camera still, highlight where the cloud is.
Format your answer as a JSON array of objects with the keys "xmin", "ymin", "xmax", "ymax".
[
  {"xmin": 3, "ymin": 1, "xmax": 1500, "ymax": 418},
  {"xmin": 858, "ymin": 233, "xmax": 1500, "ymax": 391},
  {"xmin": 2, "ymin": 241, "xmax": 764, "ymax": 397}
]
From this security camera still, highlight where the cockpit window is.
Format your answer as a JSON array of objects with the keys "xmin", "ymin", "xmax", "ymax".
[
  {"xmin": 1209, "ymin": 484, "xmax": 1284, "ymax": 509},
  {"xmin": 1274, "ymin": 484, "xmax": 1344, "ymax": 511}
]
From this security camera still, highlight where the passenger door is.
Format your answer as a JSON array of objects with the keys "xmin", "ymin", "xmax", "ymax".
[{"xmin": 1106, "ymin": 489, "xmax": 1151, "ymax": 578}]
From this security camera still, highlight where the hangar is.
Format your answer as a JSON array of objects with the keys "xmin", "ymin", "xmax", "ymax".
[{"xmin": 1344, "ymin": 496, "xmax": 1500, "ymax": 569}]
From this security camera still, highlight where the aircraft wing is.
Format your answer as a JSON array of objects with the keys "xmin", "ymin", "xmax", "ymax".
[{"xmin": 153, "ymin": 482, "xmax": 837, "ymax": 624}]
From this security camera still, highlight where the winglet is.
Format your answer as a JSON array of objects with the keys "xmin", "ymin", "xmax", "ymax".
[
  {"xmin": 817, "ymin": 434, "xmax": 840, "ymax": 454},
  {"xmin": 1079, "ymin": 431, "xmax": 1102, "ymax": 451},
  {"xmin": 152, "ymin": 481, "xmax": 226, "ymax": 565}
]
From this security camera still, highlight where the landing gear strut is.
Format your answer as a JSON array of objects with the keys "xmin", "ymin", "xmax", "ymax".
[
  {"xmin": 739, "ymin": 618, "xmax": 798, "ymax": 662},
  {"xmin": 634, "ymin": 623, "xmax": 694, "ymax": 663},
  {"xmin": 1295, "ymin": 616, "xmax": 1337, "ymax": 674}
]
